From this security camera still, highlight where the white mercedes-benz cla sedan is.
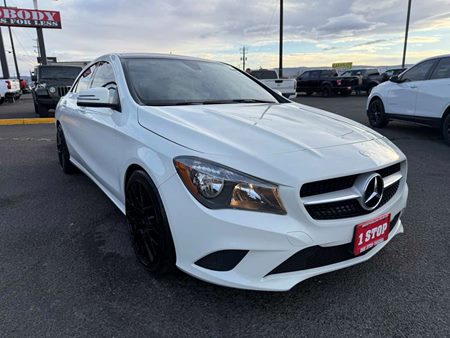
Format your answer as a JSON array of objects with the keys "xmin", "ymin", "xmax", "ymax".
[{"xmin": 55, "ymin": 53, "xmax": 408, "ymax": 291}]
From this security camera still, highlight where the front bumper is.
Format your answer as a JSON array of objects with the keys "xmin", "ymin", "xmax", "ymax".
[{"xmin": 158, "ymin": 172, "xmax": 408, "ymax": 291}]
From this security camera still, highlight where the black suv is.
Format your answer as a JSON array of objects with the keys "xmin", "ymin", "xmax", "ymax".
[{"xmin": 32, "ymin": 65, "xmax": 82, "ymax": 117}]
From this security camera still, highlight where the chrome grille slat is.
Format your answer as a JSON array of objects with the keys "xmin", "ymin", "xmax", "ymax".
[{"xmin": 300, "ymin": 162, "xmax": 403, "ymax": 220}]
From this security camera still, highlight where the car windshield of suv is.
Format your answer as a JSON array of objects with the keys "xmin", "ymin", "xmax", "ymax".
[
  {"xmin": 123, "ymin": 58, "xmax": 279, "ymax": 106},
  {"xmin": 39, "ymin": 66, "xmax": 82, "ymax": 80}
]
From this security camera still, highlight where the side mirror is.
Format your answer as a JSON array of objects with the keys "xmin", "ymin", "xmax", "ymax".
[
  {"xmin": 390, "ymin": 75, "xmax": 401, "ymax": 83},
  {"xmin": 31, "ymin": 73, "xmax": 37, "ymax": 82},
  {"xmin": 77, "ymin": 87, "xmax": 120, "ymax": 110}
]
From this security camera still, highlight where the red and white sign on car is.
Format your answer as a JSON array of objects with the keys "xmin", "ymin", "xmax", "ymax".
[{"xmin": 0, "ymin": 7, "xmax": 61, "ymax": 29}]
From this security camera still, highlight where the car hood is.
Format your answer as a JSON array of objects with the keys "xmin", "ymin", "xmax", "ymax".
[{"xmin": 137, "ymin": 102, "xmax": 382, "ymax": 156}]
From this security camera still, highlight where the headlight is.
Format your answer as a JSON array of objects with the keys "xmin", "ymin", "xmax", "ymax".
[
  {"xmin": 174, "ymin": 157, "xmax": 286, "ymax": 214},
  {"xmin": 49, "ymin": 86, "xmax": 56, "ymax": 94}
]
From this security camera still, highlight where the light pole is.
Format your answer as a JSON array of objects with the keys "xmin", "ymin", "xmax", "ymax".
[
  {"xmin": 33, "ymin": 0, "xmax": 47, "ymax": 65},
  {"xmin": 402, "ymin": 0, "xmax": 412, "ymax": 68},
  {"xmin": 3, "ymin": 0, "xmax": 20, "ymax": 79},
  {"xmin": 278, "ymin": 0, "xmax": 283, "ymax": 78}
]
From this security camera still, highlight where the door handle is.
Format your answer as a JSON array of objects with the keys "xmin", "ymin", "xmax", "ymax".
[{"xmin": 409, "ymin": 85, "xmax": 418, "ymax": 89}]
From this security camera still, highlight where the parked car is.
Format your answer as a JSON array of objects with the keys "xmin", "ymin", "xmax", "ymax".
[
  {"xmin": 367, "ymin": 55, "xmax": 450, "ymax": 145},
  {"xmin": 296, "ymin": 69, "xmax": 357, "ymax": 96},
  {"xmin": 56, "ymin": 53, "xmax": 408, "ymax": 291},
  {"xmin": 0, "ymin": 78, "xmax": 21, "ymax": 104},
  {"xmin": 32, "ymin": 64, "xmax": 82, "ymax": 117},
  {"xmin": 249, "ymin": 69, "xmax": 297, "ymax": 99},
  {"xmin": 340, "ymin": 68, "xmax": 381, "ymax": 95},
  {"xmin": 380, "ymin": 68, "xmax": 407, "ymax": 83}
]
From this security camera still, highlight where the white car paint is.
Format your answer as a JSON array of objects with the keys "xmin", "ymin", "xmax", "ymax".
[
  {"xmin": 368, "ymin": 54, "xmax": 450, "ymax": 120},
  {"xmin": 56, "ymin": 53, "xmax": 408, "ymax": 291}
]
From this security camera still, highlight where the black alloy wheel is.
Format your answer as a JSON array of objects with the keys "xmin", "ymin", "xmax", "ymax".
[
  {"xmin": 443, "ymin": 114, "xmax": 450, "ymax": 146},
  {"xmin": 56, "ymin": 124, "xmax": 78, "ymax": 174},
  {"xmin": 367, "ymin": 98, "xmax": 389, "ymax": 128},
  {"xmin": 125, "ymin": 170, "xmax": 176, "ymax": 274}
]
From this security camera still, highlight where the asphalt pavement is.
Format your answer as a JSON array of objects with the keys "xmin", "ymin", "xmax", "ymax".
[
  {"xmin": 0, "ymin": 95, "xmax": 449, "ymax": 337},
  {"xmin": 0, "ymin": 94, "xmax": 36, "ymax": 119}
]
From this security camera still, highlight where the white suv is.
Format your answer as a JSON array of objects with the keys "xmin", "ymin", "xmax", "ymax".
[{"xmin": 367, "ymin": 55, "xmax": 450, "ymax": 145}]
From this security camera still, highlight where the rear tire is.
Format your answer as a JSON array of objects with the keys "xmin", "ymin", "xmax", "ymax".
[
  {"xmin": 321, "ymin": 85, "xmax": 332, "ymax": 97},
  {"xmin": 126, "ymin": 170, "xmax": 176, "ymax": 275},
  {"xmin": 57, "ymin": 124, "xmax": 78, "ymax": 174},
  {"xmin": 442, "ymin": 114, "xmax": 450, "ymax": 146},
  {"xmin": 0, "ymin": 97, "xmax": 4, "ymax": 105},
  {"xmin": 367, "ymin": 98, "xmax": 389, "ymax": 128}
]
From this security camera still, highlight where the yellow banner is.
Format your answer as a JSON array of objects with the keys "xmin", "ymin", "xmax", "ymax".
[{"xmin": 332, "ymin": 62, "xmax": 353, "ymax": 69}]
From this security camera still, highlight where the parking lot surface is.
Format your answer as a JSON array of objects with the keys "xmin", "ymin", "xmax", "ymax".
[
  {"xmin": 1, "ymin": 96, "xmax": 449, "ymax": 337},
  {"xmin": 0, "ymin": 94, "xmax": 36, "ymax": 119}
]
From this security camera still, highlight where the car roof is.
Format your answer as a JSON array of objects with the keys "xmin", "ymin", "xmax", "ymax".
[{"xmin": 114, "ymin": 53, "xmax": 216, "ymax": 63}]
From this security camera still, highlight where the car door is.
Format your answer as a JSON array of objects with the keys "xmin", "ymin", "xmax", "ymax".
[
  {"xmin": 385, "ymin": 59, "xmax": 437, "ymax": 116},
  {"xmin": 74, "ymin": 61, "xmax": 124, "ymax": 198},
  {"xmin": 297, "ymin": 71, "xmax": 310, "ymax": 92},
  {"xmin": 309, "ymin": 70, "xmax": 321, "ymax": 91},
  {"xmin": 59, "ymin": 64, "xmax": 95, "ymax": 167},
  {"xmin": 414, "ymin": 57, "xmax": 450, "ymax": 119}
]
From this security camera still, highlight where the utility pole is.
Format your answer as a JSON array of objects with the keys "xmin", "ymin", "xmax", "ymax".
[
  {"xmin": 402, "ymin": 0, "xmax": 412, "ymax": 68},
  {"xmin": 279, "ymin": 0, "xmax": 283, "ymax": 78},
  {"xmin": 4, "ymin": 0, "xmax": 20, "ymax": 79},
  {"xmin": 0, "ymin": 28, "xmax": 10, "ymax": 78},
  {"xmin": 240, "ymin": 46, "xmax": 248, "ymax": 71},
  {"xmin": 33, "ymin": 0, "xmax": 47, "ymax": 65}
]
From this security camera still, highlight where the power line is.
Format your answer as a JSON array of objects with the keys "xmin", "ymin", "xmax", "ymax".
[{"xmin": 240, "ymin": 46, "xmax": 248, "ymax": 71}]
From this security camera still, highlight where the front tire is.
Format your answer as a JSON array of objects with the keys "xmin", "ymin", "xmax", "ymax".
[
  {"xmin": 442, "ymin": 114, "xmax": 450, "ymax": 146},
  {"xmin": 35, "ymin": 102, "xmax": 51, "ymax": 117},
  {"xmin": 126, "ymin": 170, "xmax": 176, "ymax": 275},
  {"xmin": 367, "ymin": 98, "xmax": 389, "ymax": 128},
  {"xmin": 56, "ymin": 124, "xmax": 78, "ymax": 174}
]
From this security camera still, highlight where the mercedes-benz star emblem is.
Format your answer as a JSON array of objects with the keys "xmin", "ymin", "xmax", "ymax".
[{"xmin": 361, "ymin": 174, "xmax": 384, "ymax": 210}]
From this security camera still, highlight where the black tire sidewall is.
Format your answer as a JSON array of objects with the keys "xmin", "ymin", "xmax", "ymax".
[
  {"xmin": 126, "ymin": 170, "xmax": 176, "ymax": 274},
  {"xmin": 57, "ymin": 125, "xmax": 77, "ymax": 174},
  {"xmin": 322, "ymin": 86, "xmax": 332, "ymax": 97},
  {"xmin": 368, "ymin": 99, "xmax": 389, "ymax": 128},
  {"xmin": 443, "ymin": 115, "xmax": 450, "ymax": 145}
]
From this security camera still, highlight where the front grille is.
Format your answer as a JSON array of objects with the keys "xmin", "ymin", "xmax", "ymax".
[
  {"xmin": 301, "ymin": 162, "xmax": 402, "ymax": 220},
  {"xmin": 266, "ymin": 212, "xmax": 401, "ymax": 276},
  {"xmin": 305, "ymin": 181, "xmax": 399, "ymax": 220},
  {"xmin": 57, "ymin": 86, "xmax": 70, "ymax": 97},
  {"xmin": 300, "ymin": 163, "xmax": 401, "ymax": 198}
]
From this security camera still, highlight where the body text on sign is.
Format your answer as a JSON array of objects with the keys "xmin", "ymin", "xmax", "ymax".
[{"xmin": 0, "ymin": 7, "xmax": 61, "ymax": 29}]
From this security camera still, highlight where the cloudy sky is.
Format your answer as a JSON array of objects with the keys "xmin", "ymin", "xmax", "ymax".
[{"xmin": 2, "ymin": 0, "xmax": 450, "ymax": 76}]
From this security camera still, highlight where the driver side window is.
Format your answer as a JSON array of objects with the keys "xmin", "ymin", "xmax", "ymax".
[
  {"xmin": 401, "ymin": 60, "xmax": 436, "ymax": 82},
  {"xmin": 73, "ymin": 66, "xmax": 95, "ymax": 93},
  {"xmin": 90, "ymin": 62, "xmax": 116, "ymax": 89}
]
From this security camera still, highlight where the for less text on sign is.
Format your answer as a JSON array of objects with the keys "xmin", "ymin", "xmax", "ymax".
[{"xmin": 0, "ymin": 7, "xmax": 61, "ymax": 29}]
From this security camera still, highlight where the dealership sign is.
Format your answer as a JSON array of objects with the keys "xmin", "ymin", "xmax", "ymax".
[
  {"xmin": 332, "ymin": 62, "xmax": 353, "ymax": 69},
  {"xmin": 0, "ymin": 7, "xmax": 61, "ymax": 29}
]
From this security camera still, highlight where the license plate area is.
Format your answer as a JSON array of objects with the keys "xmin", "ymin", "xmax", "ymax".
[{"xmin": 353, "ymin": 213, "xmax": 390, "ymax": 255}]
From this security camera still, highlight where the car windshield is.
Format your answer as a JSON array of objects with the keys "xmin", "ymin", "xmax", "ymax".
[
  {"xmin": 123, "ymin": 58, "xmax": 279, "ymax": 106},
  {"xmin": 39, "ymin": 66, "xmax": 82, "ymax": 79}
]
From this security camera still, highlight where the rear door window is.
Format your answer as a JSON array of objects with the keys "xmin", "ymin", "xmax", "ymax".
[{"xmin": 430, "ymin": 58, "xmax": 450, "ymax": 80}]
